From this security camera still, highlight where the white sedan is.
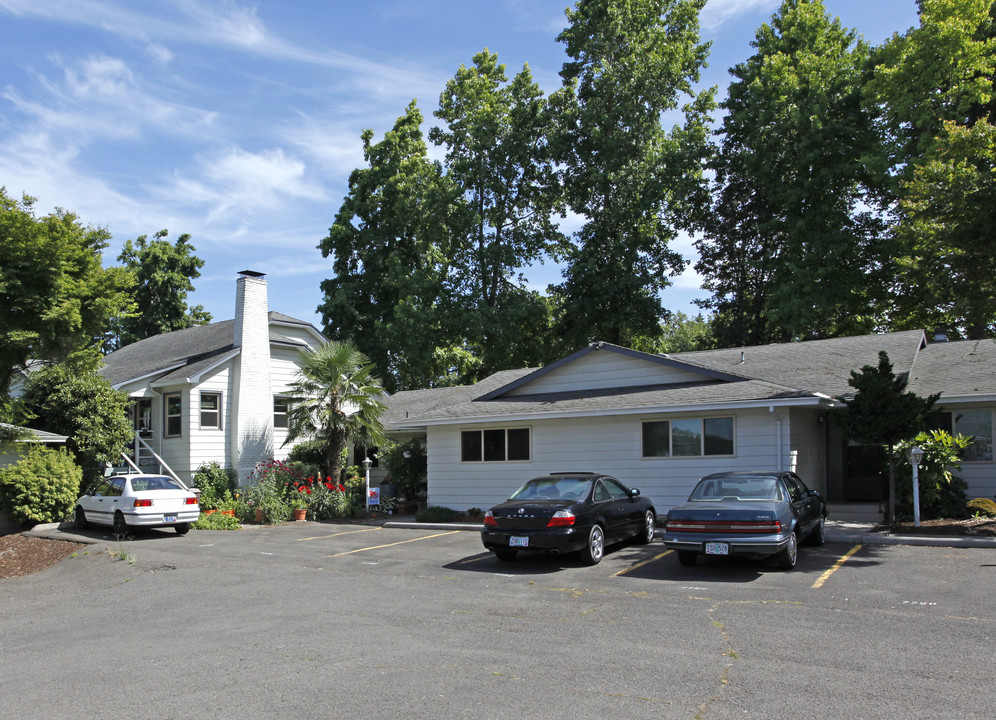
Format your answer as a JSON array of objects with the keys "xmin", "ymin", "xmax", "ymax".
[{"xmin": 75, "ymin": 474, "xmax": 200, "ymax": 535}]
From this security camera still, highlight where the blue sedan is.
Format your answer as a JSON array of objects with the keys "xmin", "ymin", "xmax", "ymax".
[{"xmin": 662, "ymin": 471, "xmax": 827, "ymax": 570}]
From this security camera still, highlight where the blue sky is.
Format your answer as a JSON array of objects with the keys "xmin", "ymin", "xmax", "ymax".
[{"xmin": 0, "ymin": 0, "xmax": 920, "ymax": 332}]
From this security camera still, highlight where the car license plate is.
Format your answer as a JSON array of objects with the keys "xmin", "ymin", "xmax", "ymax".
[
  {"xmin": 705, "ymin": 542, "xmax": 729, "ymax": 555},
  {"xmin": 509, "ymin": 536, "xmax": 529, "ymax": 548},
  {"xmin": 163, "ymin": 513, "xmax": 178, "ymax": 522}
]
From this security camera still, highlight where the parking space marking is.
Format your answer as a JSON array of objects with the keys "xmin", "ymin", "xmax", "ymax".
[
  {"xmin": 811, "ymin": 544, "xmax": 862, "ymax": 589},
  {"xmin": 299, "ymin": 527, "xmax": 383, "ymax": 542},
  {"xmin": 325, "ymin": 530, "xmax": 461, "ymax": 557},
  {"xmin": 458, "ymin": 552, "xmax": 495, "ymax": 564},
  {"xmin": 613, "ymin": 550, "xmax": 672, "ymax": 576}
]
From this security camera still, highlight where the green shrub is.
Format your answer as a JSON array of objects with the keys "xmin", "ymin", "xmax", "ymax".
[
  {"xmin": 415, "ymin": 505, "xmax": 460, "ymax": 523},
  {"xmin": 287, "ymin": 439, "xmax": 327, "ymax": 469},
  {"xmin": 191, "ymin": 461, "xmax": 237, "ymax": 510},
  {"xmin": 380, "ymin": 440, "xmax": 427, "ymax": 501},
  {"xmin": 893, "ymin": 431, "xmax": 971, "ymax": 520},
  {"xmin": 0, "ymin": 446, "xmax": 82, "ymax": 525},
  {"xmin": 967, "ymin": 497, "xmax": 996, "ymax": 518},
  {"xmin": 192, "ymin": 511, "xmax": 242, "ymax": 530}
]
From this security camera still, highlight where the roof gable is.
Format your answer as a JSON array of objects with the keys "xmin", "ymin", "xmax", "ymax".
[
  {"xmin": 100, "ymin": 312, "xmax": 323, "ymax": 388},
  {"xmin": 479, "ymin": 342, "xmax": 744, "ymax": 400}
]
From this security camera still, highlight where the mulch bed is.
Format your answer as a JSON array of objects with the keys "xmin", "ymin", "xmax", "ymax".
[
  {"xmin": 0, "ymin": 534, "xmax": 86, "ymax": 580},
  {"xmin": 880, "ymin": 517, "xmax": 996, "ymax": 537}
]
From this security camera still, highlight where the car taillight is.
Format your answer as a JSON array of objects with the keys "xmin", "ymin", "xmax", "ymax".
[
  {"xmin": 483, "ymin": 511, "xmax": 498, "ymax": 528},
  {"xmin": 666, "ymin": 520, "xmax": 782, "ymax": 533},
  {"xmin": 184, "ymin": 497, "xmax": 198, "ymax": 505},
  {"xmin": 546, "ymin": 510, "xmax": 576, "ymax": 527},
  {"xmin": 133, "ymin": 499, "xmax": 153, "ymax": 507}
]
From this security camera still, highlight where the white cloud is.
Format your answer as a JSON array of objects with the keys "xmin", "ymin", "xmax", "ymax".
[{"xmin": 700, "ymin": 0, "xmax": 779, "ymax": 31}]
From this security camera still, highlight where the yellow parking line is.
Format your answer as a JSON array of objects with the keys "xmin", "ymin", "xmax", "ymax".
[
  {"xmin": 811, "ymin": 544, "xmax": 862, "ymax": 589},
  {"xmin": 299, "ymin": 527, "xmax": 383, "ymax": 541},
  {"xmin": 614, "ymin": 550, "xmax": 672, "ymax": 576},
  {"xmin": 325, "ymin": 530, "xmax": 461, "ymax": 557}
]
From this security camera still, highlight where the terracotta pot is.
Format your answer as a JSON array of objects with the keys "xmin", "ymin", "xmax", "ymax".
[
  {"xmin": 293, "ymin": 508, "xmax": 307, "ymax": 521},
  {"xmin": 255, "ymin": 508, "xmax": 264, "ymax": 522}
]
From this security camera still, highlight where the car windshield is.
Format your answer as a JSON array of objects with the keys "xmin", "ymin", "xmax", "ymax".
[
  {"xmin": 509, "ymin": 476, "xmax": 592, "ymax": 501},
  {"xmin": 128, "ymin": 476, "xmax": 185, "ymax": 492},
  {"xmin": 689, "ymin": 476, "xmax": 782, "ymax": 502}
]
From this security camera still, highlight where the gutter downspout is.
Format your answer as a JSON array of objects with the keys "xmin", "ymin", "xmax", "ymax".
[{"xmin": 770, "ymin": 406, "xmax": 783, "ymax": 470}]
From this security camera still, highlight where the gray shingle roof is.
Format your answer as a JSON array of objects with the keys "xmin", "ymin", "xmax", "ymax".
[
  {"xmin": 384, "ymin": 330, "xmax": 943, "ymax": 427},
  {"xmin": 99, "ymin": 313, "xmax": 312, "ymax": 387},
  {"xmin": 907, "ymin": 338, "xmax": 996, "ymax": 400},
  {"xmin": 673, "ymin": 330, "xmax": 927, "ymax": 399}
]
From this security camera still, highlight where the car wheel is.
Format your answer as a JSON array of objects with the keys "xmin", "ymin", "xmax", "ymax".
[
  {"xmin": 776, "ymin": 531, "xmax": 798, "ymax": 569},
  {"xmin": 494, "ymin": 548, "xmax": 517, "ymax": 562},
  {"xmin": 75, "ymin": 506, "xmax": 88, "ymax": 530},
  {"xmin": 676, "ymin": 550, "xmax": 697, "ymax": 567},
  {"xmin": 579, "ymin": 524, "xmax": 605, "ymax": 565},
  {"xmin": 634, "ymin": 510, "xmax": 655, "ymax": 545},
  {"xmin": 174, "ymin": 522, "xmax": 190, "ymax": 536},
  {"xmin": 808, "ymin": 516, "xmax": 826, "ymax": 546},
  {"xmin": 112, "ymin": 511, "xmax": 128, "ymax": 536}
]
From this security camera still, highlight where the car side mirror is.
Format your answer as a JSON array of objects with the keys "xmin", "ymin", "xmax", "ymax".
[
  {"xmin": 809, "ymin": 490, "xmax": 821, "ymax": 498},
  {"xmin": 631, "ymin": 488, "xmax": 641, "ymax": 497}
]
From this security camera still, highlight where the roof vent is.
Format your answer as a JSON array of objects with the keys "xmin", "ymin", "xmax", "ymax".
[
  {"xmin": 740, "ymin": 351, "xmax": 746, "ymax": 364},
  {"xmin": 238, "ymin": 270, "xmax": 266, "ymax": 278}
]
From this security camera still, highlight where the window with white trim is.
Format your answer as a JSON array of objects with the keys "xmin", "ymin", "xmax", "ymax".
[
  {"xmin": 273, "ymin": 396, "xmax": 290, "ymax": 429},
  {"xmin": 200, "ymin": 392, "xmax": 221, "ymax": 429},
  {"xmin": 461, "ymin": 428, "xmax": 530, "ymax": 462},
  {"xmin": 642, "ymin": 417, "xmax": 734, "ymax": 457},
  {"xmin": 164, "ymin": 393, "xmax": 182, "ymax": 438}
]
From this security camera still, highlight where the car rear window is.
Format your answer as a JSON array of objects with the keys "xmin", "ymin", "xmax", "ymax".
[
  {"xmin": 129, "ymin": 477, "xmax": 185, "ymax": 492},
  {"xmin": 690, "ymin": 477, "xmax": 782, "ymax": 501},
  {"xmin": 509, "ymin": 477, "xmax": 592, "ymax": 501}
]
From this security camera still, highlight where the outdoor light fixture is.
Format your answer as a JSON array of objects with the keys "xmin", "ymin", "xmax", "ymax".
[{"xmin": 907, "ymin": 446, "xmax": 924, "ymax": 527}]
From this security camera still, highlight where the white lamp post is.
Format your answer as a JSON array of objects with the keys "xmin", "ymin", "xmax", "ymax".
[
  {"xmin": 362, "ymin": 456, "xmax": 372, "ymax": 512},
  {"xmin": 907, "ymin": 446, "xmax": 924, "ymax": 527}
]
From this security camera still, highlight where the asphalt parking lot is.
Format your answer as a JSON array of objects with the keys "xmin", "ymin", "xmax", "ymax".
[{"xmin": 3, "ymin": 523, "xmax": 994, "ymax": 719}]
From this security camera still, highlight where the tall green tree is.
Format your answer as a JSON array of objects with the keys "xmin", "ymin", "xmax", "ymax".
[
  {"xmin": 0, "ymin": 189, "xmax": 133, "ymax": 396},
  {"xmin": 16, "ymin": 350, "xmax": 133, "ymax": 486},
  {"xmin": 429, "ymin": 49, "xmax": 567, "ymax": 376},
  {"xmin": 695, "ymin": 0, "xmax": 885, "ymax": 346},
  {"xmin": 834, "ymin": 351, "xmax": 939, "ymax": 526},
  {"xmin": 283, "ymin": 340, "xmax": 387, "ymax": 484},
  {"xmin": 552, "ymin": 0, "xmax": 715, "ymax": 348},
  {"xmin": 319, "ymin": 102, "xmax": 459, "ymax": 392},
  {"xmin": 867, "ymin": 0, "xmax": 995, "ymax": 338},
  {"xmin": 112, "ymin": 229, "xmax": 211, "ymax": 348}
]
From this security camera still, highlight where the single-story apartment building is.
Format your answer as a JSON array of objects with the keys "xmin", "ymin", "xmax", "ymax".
[{"xmin": 382, "ymin": 331, "xmax": 996, "ymax": 520}]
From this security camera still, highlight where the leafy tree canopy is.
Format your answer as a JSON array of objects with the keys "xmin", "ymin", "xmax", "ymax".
[
  {"xmin": 111, "ymin": 229, "xmax": 211, "ymax": 349},
  {"xmin": 16, "ymin": 349, "xmax": 133, "ymax": 486},
  {"xmin": 553, "ymin": 0, "xmax": 715, "ymax": 349},
  {"xmin": 0, "ymin": 188, "xmax": 133, "ymax": 395}
]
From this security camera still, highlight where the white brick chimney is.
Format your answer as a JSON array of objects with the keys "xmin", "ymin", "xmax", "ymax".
[{"xmin": 231, "ymin": 271, "xmax": 273, "ymax": 484}]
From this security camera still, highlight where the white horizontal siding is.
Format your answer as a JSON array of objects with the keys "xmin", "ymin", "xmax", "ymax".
[
  {"xmin": 507, "ymin": 351, "xmax": 709, "ymax": 396},
  {"xmin": 426, "ymin": 408, "xmax": 786, "ymax": 512},
  {"xmin": 188, "ymin": 365, "xmax": 233, "ymax": 475}
]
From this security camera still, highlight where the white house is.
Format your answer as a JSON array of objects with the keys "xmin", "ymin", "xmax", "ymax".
[
  {"xmin": 99, "ymin": 271, "xmax": 326, "ymax": 485},
  {"xmin": 383, "ymin": 331, "xmax": 996, "ymax": 520}
]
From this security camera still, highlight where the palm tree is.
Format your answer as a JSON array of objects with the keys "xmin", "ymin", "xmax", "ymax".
[{"xmin": 283, "ymin": 340, "xmax": 387, "ymax": 482}]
